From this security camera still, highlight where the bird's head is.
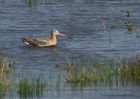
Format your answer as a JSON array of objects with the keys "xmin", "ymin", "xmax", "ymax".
[{"xmin": 51, "ymin": 29, "xmax": 66, "ymax": 36}]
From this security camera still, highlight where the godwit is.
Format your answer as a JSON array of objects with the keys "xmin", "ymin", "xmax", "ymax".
[{"xmin": 22, "ymin": 29, "xmax": 65, "ymax": 47}]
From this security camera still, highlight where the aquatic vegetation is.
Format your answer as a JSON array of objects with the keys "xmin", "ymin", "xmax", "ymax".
[
  {"xmin": 24, "ymin": 0, "xmax": 37, "ymax": 7},
  {"xmin": 126, "ymin": 11, "xmax": 131, "ymax": 17},
  {"xmin": 64, "ymin": 56, "xmax": 140, "ymax": 86},
  {"xmin": 0, "ymin": 51, "xmax": 14, "ymax": 98},
  {"xmin": 18, "ymin": 76, "xmax": 45, "ymax": 97},
  {"xmin": 24, "ymin": 0, "xmax": 47, "ymax": 7},
  {"xmin": 125, "ymin": 21, "xmax": 136, "ymax": 31},
  {"xmin": 65, "ymin": 59, "xmax": 114, "ymax": 85},
  {"xmin": 119, "ymin": 56, "xmax": 140, "ymax": 83}
]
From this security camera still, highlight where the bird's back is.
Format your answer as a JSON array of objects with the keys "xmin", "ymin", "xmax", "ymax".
[{"xmin": 22, "ymin": 37, "xmax": 50, "ymax": 47}]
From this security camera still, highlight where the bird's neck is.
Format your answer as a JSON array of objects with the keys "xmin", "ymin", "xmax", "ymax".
[{"xmin": 50, "ymin": 34, "xmax": 57, "ymax": 44}]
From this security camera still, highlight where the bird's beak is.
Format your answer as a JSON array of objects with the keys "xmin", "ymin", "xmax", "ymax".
[{"xmin": 58, "ymin": 32, "xmax": 66, "ymax": 36}]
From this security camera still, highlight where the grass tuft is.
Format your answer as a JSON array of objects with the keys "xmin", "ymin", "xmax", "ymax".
[
  {"xmin": 65, "ymin": 59, "xmax": 114, "ymax": 85},
  {"xmin": 65, "ymin": 56, "xmax": 140, "ymax": 85},
  {"xmin": 24, "ymin": 0, "xmax": 47, "ymax": 7},
  {"xmin": 119, "ymin": 56, "xmax": 140, "ymax": 83},
  {"xmin": 18, "ymin": 77, "xmax": 45, "ymax": 97},
  {"xmin": 0, "ymin": 50, "xmax": 13, "ymax": 98}
]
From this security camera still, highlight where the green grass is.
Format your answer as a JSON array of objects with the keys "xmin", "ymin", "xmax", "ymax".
[
  {"xmin": 24, "ymin": 0, "xmax": 47, "ymax": 7},
  {"xmin": 18, "ymin": 76, "xmax": 45, "ymax": 97},
  {"xmin": 64, "ymin": 56, "xmax": 140, "ymax": 85},
  {"xmin": 65, "ymin": 59, "xmax": 114, "ymax": 85},
  {"xmin": 0, "ymin": 50, "xmax": 13, "ymax": 98},
  {"xmin": 119, "ymin": 56, "xmax": 140, "ymax": 83}
]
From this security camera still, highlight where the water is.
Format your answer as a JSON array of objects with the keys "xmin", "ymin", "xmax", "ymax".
[{"xmin": 0, "ymin": 0, "xmax": 140, "ymax": 99}]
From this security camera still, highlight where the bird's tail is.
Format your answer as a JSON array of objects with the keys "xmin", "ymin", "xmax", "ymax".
[
  {"xmin": 22, "ymin": 37, "xmax": 30, "ymax": 42},
  {"xmin": 22, "ymin": 37, "xmax": 26, "ymax": 42},
  {"xmin": 22, "ymin": 37, "xmax": 31, "ymax": 45},
  {"xmin": 22, "ymin": 37, "xmax": 35, "ymax": 46}
]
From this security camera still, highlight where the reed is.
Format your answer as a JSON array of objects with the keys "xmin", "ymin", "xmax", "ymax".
[
  {"xmin": 24, "ymin": 0, "xmax": 47, "ymax": 7},
  {"xmin": 24, "ymin": 0, "xmax": 37, "ymax": 7},
  {"xmin": 0, "ymin": 50, "xmax": 13, "ymax": 98},
  {"xmin": 65, "ymin": 59, "xmax": 114, "ymax": 85},
  {"xmin": 65, "ymin": 56, "xmax": 140, "ymax": 85},
  {"xmin": 119, "ymin": 56, "xmax": 140, "ymax": 83},
  {"xmin": 18, "ymin": 76, "xmax": 45, "ymax": 97}
]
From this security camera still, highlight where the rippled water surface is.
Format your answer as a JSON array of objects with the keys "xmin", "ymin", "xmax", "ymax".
[{"xmin": 0, "ymin": 0, "xmax": 140, "ymax": 99}]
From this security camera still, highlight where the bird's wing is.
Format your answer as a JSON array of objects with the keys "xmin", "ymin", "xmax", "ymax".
[
  {"xmin": 32, "ymin": 38, "xmax": 50, "ymax": 46},
  {"xmin": 23, "ymin": 37, "xmax": 49, "ymax": 46}
]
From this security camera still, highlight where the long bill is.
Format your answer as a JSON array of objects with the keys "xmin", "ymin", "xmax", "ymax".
[{"xmin": 58, "ymin": 32, "xmax": 66, "ymax": 36}]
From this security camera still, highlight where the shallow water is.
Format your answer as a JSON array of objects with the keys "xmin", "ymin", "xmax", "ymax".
[{"xmin": 0, "ymin": 0, "xmax": 140, "ymax": 99}]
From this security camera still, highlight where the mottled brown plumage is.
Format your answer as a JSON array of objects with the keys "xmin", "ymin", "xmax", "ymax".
[{"xmin": 22, "ymin": 29, "xmax": 65, "ymax": 47}]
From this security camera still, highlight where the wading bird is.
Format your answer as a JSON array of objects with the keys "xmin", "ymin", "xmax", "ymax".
[{"xmin": 22, "ymin": 29, "xmax": 65, "ymax": 47}]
